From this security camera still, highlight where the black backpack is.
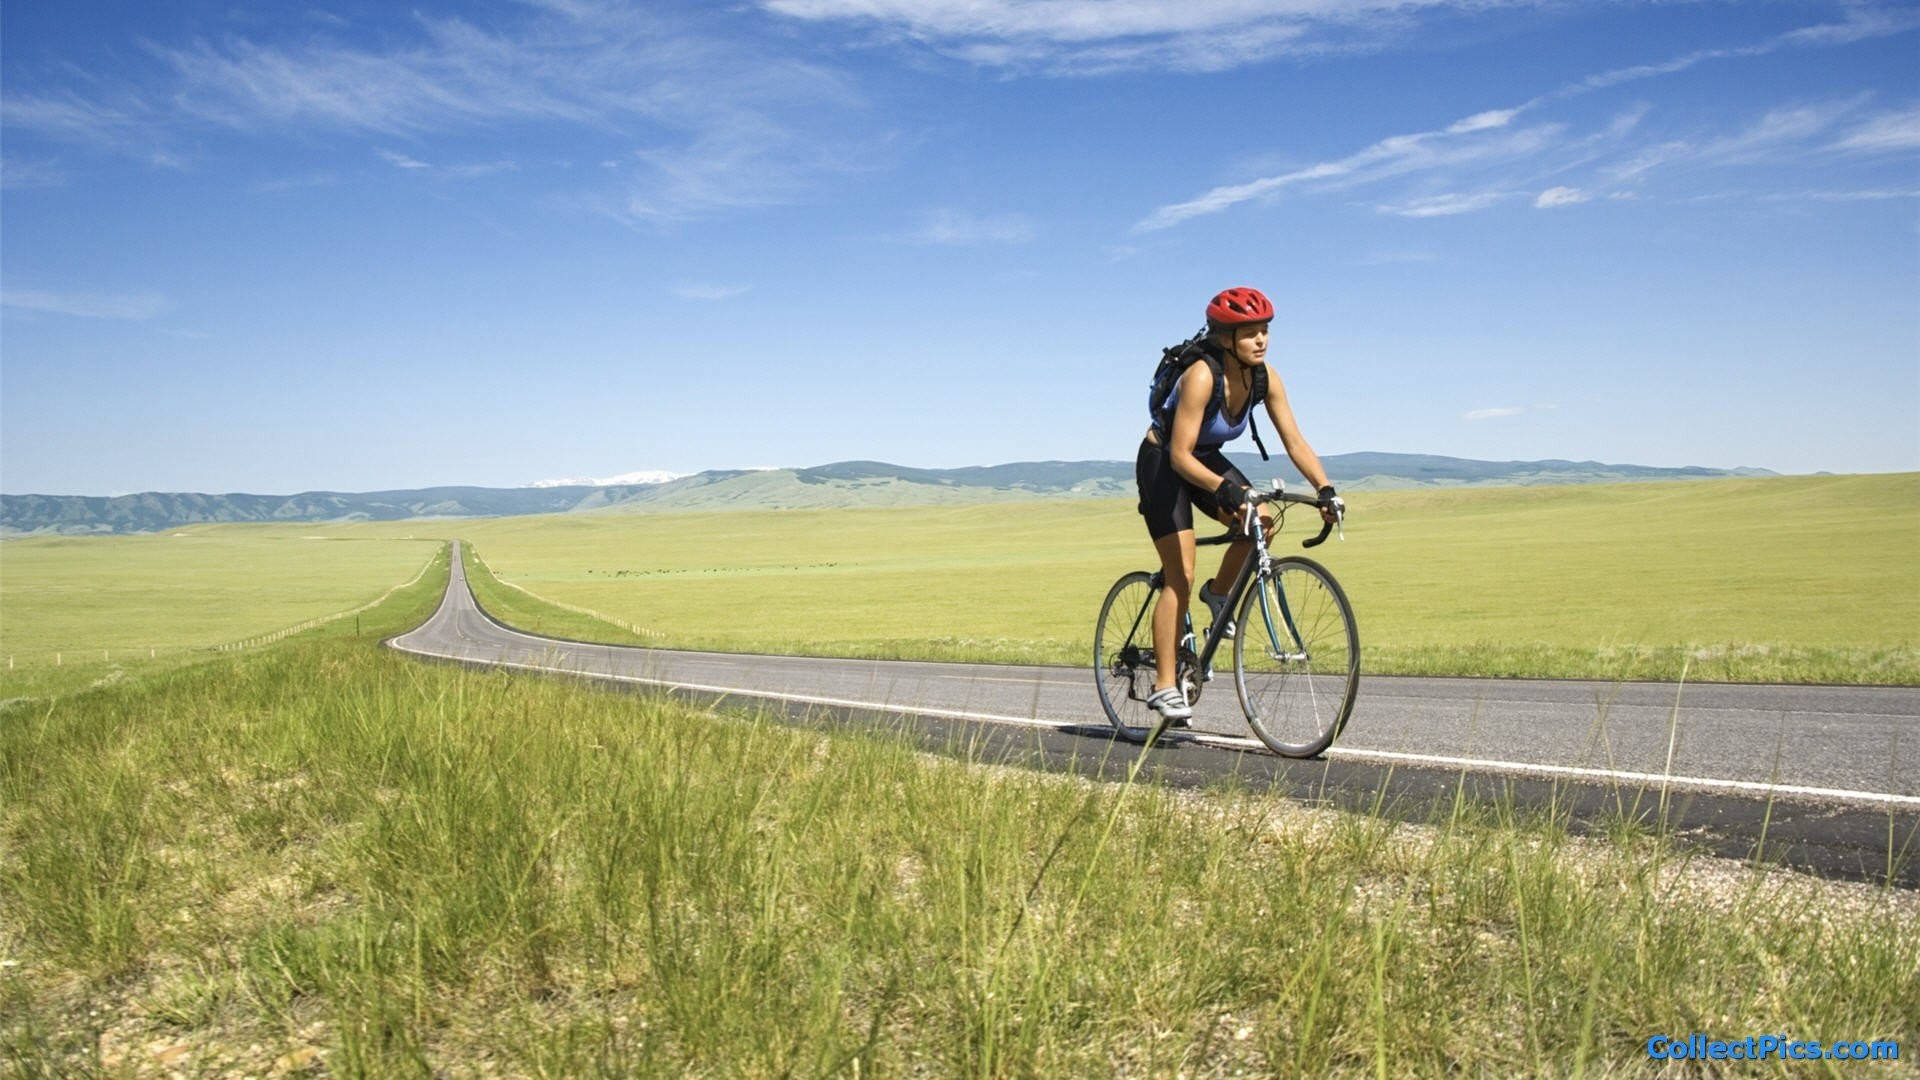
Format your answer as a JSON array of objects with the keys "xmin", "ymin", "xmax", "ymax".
[{"xmin": 1147, "ymin": 331, "xmax": 1270, "ymax": 460}]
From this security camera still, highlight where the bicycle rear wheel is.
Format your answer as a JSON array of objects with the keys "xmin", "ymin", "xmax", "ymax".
[
  {"xmin": 1232, "ymin": 556, "xmax": 1359, "ymax": 757},
  {"xmin": 1094, "ymin": 570, "xmax": 1164, "ymax": 743}
]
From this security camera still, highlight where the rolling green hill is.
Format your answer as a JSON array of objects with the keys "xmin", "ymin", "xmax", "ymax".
[{"xmin": 1, "ymin": 453, "xmax": 1781, "ymax": 535}]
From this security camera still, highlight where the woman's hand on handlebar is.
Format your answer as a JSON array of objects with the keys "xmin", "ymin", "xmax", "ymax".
[
  {"xmin": 1215, "ymin": 477, "xmax": 1251, "ymax": 513},
  {"xmin": 1316, "ymin": 484, "xmax": 1345, "ymax": 525}
]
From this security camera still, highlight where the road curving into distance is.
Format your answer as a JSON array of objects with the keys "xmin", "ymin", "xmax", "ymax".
[{"xmin": 392, "ymin": 542, "xmax": 1920, "ymax": 887}]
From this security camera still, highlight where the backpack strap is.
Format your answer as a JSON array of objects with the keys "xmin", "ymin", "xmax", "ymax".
[
  {"xmin": 1152, "ymin": 342, "xmax": 1269, "ymax": 461},
  {"xmin": 1246, "ymin": 364, "xmax": 1270, "ymax": 461}
]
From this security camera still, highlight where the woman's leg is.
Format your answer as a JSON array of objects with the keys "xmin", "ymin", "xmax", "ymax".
[
  {"xmin": 1206, "ymin": 507, "xmax": 1274, "ymax": 596},
  {"xmin": 1152, "ymin": 529, "xmax": 1196, "ymax": 690}
]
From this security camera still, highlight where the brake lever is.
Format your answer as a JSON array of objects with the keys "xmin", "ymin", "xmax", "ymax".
[{"xmin": 1302, "ymin": 496, "xmax": 1345, "ymax": 548}]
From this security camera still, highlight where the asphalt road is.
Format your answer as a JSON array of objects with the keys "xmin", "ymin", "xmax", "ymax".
[{"xmin": 392, "ymin": 542, "xmax": 1920, "ymax": 886}]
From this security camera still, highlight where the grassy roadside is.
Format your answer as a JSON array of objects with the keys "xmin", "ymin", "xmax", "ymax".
[
  {"xmin": 461, "ymin": 539, "xmax": 1078, "ymax": 665},
  {"xmin": 441, "ymin": 473, "xmax": 1920, "ymax": 684},
  {"xmin": 0, "ymin": 532, "xmax": 444, "ymax": 700},
  {"xmin": 458, "ymin": 541, "xmax": 660, "ymax": 648},
  {"xmin": 5, "ymin": 551, "xmax": 1916, "ymax": 1075}
]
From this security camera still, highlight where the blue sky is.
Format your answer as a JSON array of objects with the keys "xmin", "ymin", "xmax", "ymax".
[{"xmin": 3, "ymin": 0, "xmax": 1916, "ymax": 495}]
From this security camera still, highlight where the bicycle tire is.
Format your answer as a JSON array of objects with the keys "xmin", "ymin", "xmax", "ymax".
[
  {"xmin": 1231, "ymin": 556, "xmax": 1359, "ymax": 757},
  {"xmin": 1093, "ymin": 570, "xmax": 1165, "ymax": 744}
]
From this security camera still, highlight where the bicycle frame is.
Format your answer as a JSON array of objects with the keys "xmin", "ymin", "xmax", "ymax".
[{"xmin": 1159, "ymin": 501, "xmax": 1312, "ymax": 680}]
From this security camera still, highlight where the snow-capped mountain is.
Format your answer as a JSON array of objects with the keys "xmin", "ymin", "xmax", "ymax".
[{"xmin": 525, "ymin": 469, "xmax": 683, "ymax": 489}]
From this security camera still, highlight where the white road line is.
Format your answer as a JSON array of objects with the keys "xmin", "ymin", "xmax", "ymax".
[
  {"xmin": 387, "ymin": 637, "xmax": 1920, "ymax": 809},
  {"xmin": 1354, "ymin": 692, "xmax": 1915, "ymax": 720},
  {"xmin": 1323, "ymin": 747, "xmax": 1920, "ymax": 808}
]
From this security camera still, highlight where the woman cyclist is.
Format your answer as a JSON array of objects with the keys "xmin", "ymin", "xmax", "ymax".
[{"xmin": 1136, "ymin": 286, "xmax": 1342, "ymax": 725}]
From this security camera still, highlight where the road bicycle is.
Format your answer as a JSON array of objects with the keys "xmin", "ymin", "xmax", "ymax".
[{"xmin": 1094, "ymin": 482, "xmax": 1359, "ymax": 757}]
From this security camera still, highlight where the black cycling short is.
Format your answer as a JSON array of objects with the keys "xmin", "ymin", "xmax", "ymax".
[{"xmin": 1136, "ymin": 436, "xmax": 1250, "ymax": 540}]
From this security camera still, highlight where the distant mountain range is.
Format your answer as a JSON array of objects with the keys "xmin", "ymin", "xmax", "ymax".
[{"xmin": 1, "ymin": 453, "xmax": 1780, "ymax": 535}]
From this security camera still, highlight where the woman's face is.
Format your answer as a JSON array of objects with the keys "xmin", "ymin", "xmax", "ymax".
[{"xmin": 1229, "ymin": 323, "xmax": 1270, "ymax": 368}]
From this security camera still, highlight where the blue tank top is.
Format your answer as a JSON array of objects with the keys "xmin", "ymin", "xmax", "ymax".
[{"xmin": 1153, "ymin": 371, "xmax": 1254, "ymax": 448}]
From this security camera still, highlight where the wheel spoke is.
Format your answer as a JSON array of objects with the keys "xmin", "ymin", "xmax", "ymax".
[
  {"xmin": 1095, "ymin": 571, "xmax": 1164, "ymax": 743},
  {"xmin": 1232, "ymin": 558, "xmax": 1359, "ymax": 757}
]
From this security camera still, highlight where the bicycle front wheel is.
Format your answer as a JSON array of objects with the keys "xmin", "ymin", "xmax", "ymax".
[
  {"xmin": 1232, "ymin": 556, "xmax": 1359, "ymax": 757},
  {"xmin": 1094, "ymin": 570, "xmax": 1162, "ymax": 743}
]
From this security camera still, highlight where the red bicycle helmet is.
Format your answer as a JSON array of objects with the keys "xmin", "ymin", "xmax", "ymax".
[{"xmin": 1206, "ymin": 287, "xmax": 1274, "ymax": 327}]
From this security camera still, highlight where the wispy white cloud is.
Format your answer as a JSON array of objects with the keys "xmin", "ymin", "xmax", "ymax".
[
  {"xmin": 2, "ymin": 288, "xmax": 168, "ymax": 320},
  {"xmin": 1605, "ymin": 140, "xmax": 1690, "ymax": 183},
  {"xmin": 12, "ymin": 1, "xmax": 871, "ymax": 221},
  {"xmin": 1379, "ymin": 191, "xmax": 1511, "ymax": 217},
  {"xmin": 1738, "ymin": 188, "xmax": 1920, "ymax": 203},
  {"xmin": 1557, "ymin": 6, "xmax": 1920, "ymax": 98},
  {"xmin": 0, "ymin": 93, "xmax": 152, "ymax": 148},
  {"xmin": 1698, "ymin": 96, "xmax": 1872, "ymax": 163},
  {"xmin": 377, "ymin": 149, "xmax": 520, "ymax": 178},
  {"xmin": 0, "ymin": 156, "xmax": 68, "ymax": 189},
  {"xmin": 907, "ymin": 209, "xmax": 1036, "ymax": 245},
  {"xmin": 1837, "ymin": 105, "xmax": 1920, "ymax": 152},
  {"xmin": 1592, "ymin": 96, "xmax": 1881, "ymax": 189},
  {"xmin": 673, "ymin": 283, "xmax": 753, "ymax": 301},
  {"xmin": 761, "ymin": 0, "xmax": 1538, "ymax": 75},
  {"xmin": 1535, "ymin": 185, "xmax": 1590, "ymax": 208},
  {"xmin": 618, "ymin": 114, "xmax": 871, "ymax": 223},
  {"xmin": 1464, "ymin": 406, "xmax": 1525, "ymax": 421},
  {"xmin": 379, "ymin": 149, "xmax": 431, "ymax": 169},
  {"xmin": 1135, "ymin": 109, "xmax": 1561, "ymax": 230},
  {"xmin": 1449, "ymin": 108, "xmax": 1522, "ymax": 134},
  {"xmin": 1137, "ymin": 12, "xmax": 1919, "ymax": 230},
  {"xmin": 765, "ymin": 0, "xmax": 1920, "ymax": 79}
]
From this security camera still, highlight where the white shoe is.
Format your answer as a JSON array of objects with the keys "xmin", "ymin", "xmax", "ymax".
[
  {"xmin": 1145, "ymin": 686, "xmax": 1193, "ymax": 724},
  {"xmin": 1198, "ymin": 581, "xmax": 1234, "ymax": 640}
]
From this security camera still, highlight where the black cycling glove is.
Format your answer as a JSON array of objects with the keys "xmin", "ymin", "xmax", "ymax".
[
  {"xmin": 1318, "ymin": 484, "xmax": 1346, "ymax": 517},
  {"xmin": 1215, "ymin": 477, "xmax": 1251, "ymax": 512}
]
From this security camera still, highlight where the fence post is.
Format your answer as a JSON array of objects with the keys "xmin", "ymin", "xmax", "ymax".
[{"xmin": 56, "ymin": 652, "xmax": 62, "ymax": 666}]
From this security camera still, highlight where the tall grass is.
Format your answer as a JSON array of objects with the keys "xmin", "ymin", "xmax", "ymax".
[{"xmin": 4, "ymin": 554, "xmax": 1915, "ymax": 1074}]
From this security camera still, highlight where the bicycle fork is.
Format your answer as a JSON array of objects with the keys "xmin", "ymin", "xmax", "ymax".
[{"xmin": 1241, "ymin": 504, "xmax": 1312, "ymax": 665}]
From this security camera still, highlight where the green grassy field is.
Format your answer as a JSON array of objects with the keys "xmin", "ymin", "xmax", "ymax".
[
  {"xmin": 439, "ymin": 473, "xmax": 1920, "ymax": 684},
  {"xmin": 8, "ymin": 474, "xmax": 1913, "ymax": 689},
  {"xmin": 0, "ymin": 527, "xmax": 442, "ymax": 699},
  {"xmin": 5, "ymin": 551, "xmax": 1914, "ymax": 1075}
]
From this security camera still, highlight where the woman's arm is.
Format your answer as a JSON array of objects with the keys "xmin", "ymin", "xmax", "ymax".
[
  {"xmin": 1168, "ymin": 362, "xmax": 1227, "ymax": 491},
  {"xmin": 1263, "ymin": 364, "xmax": 1332, "ymax": 492}
]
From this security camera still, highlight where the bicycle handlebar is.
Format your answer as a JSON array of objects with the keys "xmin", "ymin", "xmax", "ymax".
[
  {"xmin": 1249, "ymin": 489, "xmax": 1339, "ymax": 548},
  {"xmin": 1193, "ymin": 488, "xmax": 1342, "ymax": 549}
]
